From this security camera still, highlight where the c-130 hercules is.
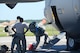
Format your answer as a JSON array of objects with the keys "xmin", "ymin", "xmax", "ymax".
[{"xmin": 1, "ymin": 0, "xmax": 80, "ymax": 50}]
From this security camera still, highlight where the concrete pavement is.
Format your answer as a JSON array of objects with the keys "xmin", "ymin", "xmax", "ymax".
[{"xmin": 0, "ymin": 36, "xmax": 80, "ymax": 53}]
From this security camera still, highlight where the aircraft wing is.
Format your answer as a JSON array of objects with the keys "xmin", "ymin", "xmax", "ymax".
[
  {"xmin": 0, "ymin": 0, "xmax": 44, "ymax": 9},
  {"xmin": 0, "ymin": 0, "xmax": 43, "ymax": 3}
]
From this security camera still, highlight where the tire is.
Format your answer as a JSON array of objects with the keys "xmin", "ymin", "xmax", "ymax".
[{"xmin": 66, "ymin": 37, "xmax": 78, "ymax": 50}]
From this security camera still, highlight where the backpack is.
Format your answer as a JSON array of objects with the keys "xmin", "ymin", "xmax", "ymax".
[
  {"xmin": 29, "ymin": 22, "xmax": 45, "ymax": 36},
  {"xmin": 29, "ymin": 22, "xmax": 36, "ymax": 33},
  {"xmin": 0, "ymin": 45, "xmax": 9, "ymax": 53}
]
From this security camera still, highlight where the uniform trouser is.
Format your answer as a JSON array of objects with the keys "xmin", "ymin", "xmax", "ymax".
[
  {"xmin": 11, "ymin": 37, "xmax": 21, "ymax": 53},
  {"xmin": 16, "ymin": 33, "xmax": 26, "ymax": 53},
  {"xmin": 35, "ymin": 33, "xmax": 48, "ymax": 49},
  {"xmin": 21, "ymin": 38, "xmax": 26, "ymax": 53}
]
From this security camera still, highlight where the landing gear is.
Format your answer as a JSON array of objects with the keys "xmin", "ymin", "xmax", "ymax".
[{"xmin": 66, "ymin": 35, "xmax": 79, "ymax": 50}]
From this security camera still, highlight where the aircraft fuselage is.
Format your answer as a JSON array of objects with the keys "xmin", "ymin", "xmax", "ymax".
[{"xmin": 45, "ymin": 0, "xmax": 80, "ymax": 50}]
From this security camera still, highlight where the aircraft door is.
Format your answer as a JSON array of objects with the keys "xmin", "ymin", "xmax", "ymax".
[
  {"xmin": 44, "ymin": 0, "xmax": 59, "ymax": 30},
  {"xmin": 50, "ymin": 0, "xmax": 76, "ymax": 31}
]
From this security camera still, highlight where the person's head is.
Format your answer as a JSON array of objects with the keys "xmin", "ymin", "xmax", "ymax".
[
  {"xmin": 17, "ymin": 16, "xmax": 21, "ymax": 19},
  {"xmin": 20, "ymin": 18, "xmax": 24, "ymax": 23},
  {"xmin": 16, "ymin": 16, "xmax": 21, "ymax": 22},
  {"xmin": 16, "ymin": 16, "xmax": 20, "ymax": 22}
]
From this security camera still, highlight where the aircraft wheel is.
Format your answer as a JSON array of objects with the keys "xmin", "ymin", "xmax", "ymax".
[{"xmin": 67, "ymin": 37, "xmax": 78, "ymax": 50}]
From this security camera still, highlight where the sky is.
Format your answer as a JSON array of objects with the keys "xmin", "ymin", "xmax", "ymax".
[{"xmin": 0, "ymin": 1, "xmax": 45, "ymax": 20}]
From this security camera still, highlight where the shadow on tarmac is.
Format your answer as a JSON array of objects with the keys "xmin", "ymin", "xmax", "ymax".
[
  {"xmin": 53, "ymin": 45, "xmax": 80, "ymax": 53},
  {"xmin": 6, "ymin": 45, "xmax": 80, "ymax": 53}
]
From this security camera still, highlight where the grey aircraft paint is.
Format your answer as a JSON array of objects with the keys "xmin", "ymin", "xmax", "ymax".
[
  {"xmin": 44, "ymin": 0, "xmax": 80, "ymax": 50},
  {"xmin": 45, "ymin": 0, "xmax": 80, "ymax": 37}
]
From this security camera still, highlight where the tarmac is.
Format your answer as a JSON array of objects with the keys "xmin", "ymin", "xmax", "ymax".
[{"xmin": 0, "ymin": 36, "xmax": 80, "ymax": 53}]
